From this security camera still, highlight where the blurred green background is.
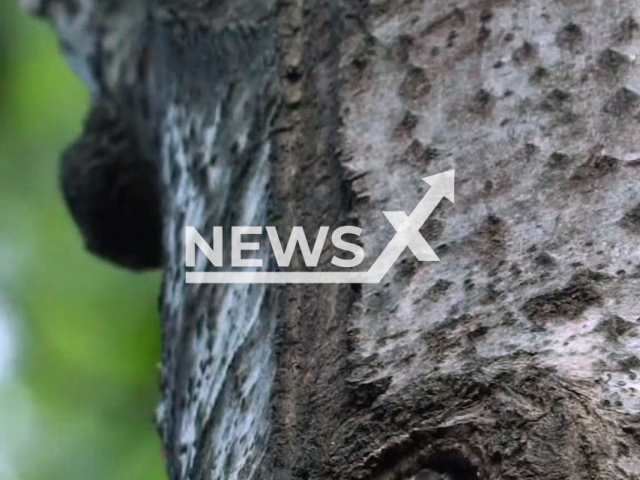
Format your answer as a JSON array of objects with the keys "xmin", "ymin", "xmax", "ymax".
[{"xmin": 0, "ymin": 1, "xmax": 165, "ymax": 479}]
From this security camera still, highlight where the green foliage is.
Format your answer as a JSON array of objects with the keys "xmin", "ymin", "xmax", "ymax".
[{"xmin": 0, "ymin": 2, "xmax": 165, "ymax": 479}]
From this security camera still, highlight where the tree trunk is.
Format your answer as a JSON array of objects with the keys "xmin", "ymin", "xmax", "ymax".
[{"xmin": 26, "ymin": 0, "xmax": 640, "ymax": 478}]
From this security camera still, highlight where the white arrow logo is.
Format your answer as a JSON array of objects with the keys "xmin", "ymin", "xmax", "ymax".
[{"xmin": 186, "ymin": 170, "xmax": 454, "ymax": 284}]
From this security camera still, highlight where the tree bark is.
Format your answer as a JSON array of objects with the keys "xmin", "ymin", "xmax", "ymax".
[{"xmin": 26, "ymin": 0, "xmax": 640, "ymax": 478}]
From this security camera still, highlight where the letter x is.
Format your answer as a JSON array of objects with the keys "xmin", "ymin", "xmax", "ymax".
[{"xmin": 383, "ymin": 211, "xmax": 438, "ymax": 262}]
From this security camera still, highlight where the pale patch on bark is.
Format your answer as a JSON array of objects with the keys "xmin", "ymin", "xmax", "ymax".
[{"xmin": 333, "ymin": 0, "xmax": 640, "ymax": 476}]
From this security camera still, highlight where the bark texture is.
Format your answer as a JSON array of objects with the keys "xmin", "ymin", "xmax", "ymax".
[{"xmin": 25, "ymin": 0, "xmax": 640, "ymax": 479}]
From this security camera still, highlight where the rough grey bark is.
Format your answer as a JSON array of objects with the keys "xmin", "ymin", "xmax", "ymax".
[{"xmin": 25, "ymin": 0, "xmax": 640, "ymax": 479}]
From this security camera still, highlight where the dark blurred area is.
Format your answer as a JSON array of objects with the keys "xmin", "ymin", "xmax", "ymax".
[{"xmin": 0, "ymin": 1, "xmax": 164, "ymax": 479}]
